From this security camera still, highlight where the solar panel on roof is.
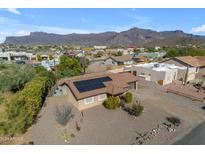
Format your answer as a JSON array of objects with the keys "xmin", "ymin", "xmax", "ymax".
[{"xmin": 73, "ymin": 76, "xmax": 112, "ymax": 93}]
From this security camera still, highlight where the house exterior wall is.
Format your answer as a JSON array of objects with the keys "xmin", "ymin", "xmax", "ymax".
[
  {"xmin": 197, "ymin": 67, "xmax": 205, "ymax": 78},
  {"xmin": 78, "ymin": 94, "xmax": 107, "ymax": 110},
  {"xmin": 61, "ymin": 84, "xmax": 108, "ymax": 110},
  {"xmin": 123, "ymin": 60, "xmax": 133, "ymax": 65},
  {"xmin": 164, "ymin": 70, "xmax": 177, "ymax": 85},
  {"xmin": 186, "ymin": 67, "xmax": 197, "ymax": 82},
  {"xmin": 163, "ymin": 59, "xmax": 198, "ymax": 82},
  {"xmin": 104, "ymin": 58, "xmax": 118, "ymax": 66},
  {"xmin": 131, "ymin": 66, "xmax": 177, "ymax": 85},
  {"xmin": 61, "ymin": 85, "xmax": 79, "ymax": 109}
]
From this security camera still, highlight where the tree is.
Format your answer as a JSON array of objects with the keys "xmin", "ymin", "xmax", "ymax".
[
  {"xmin": 37, "ymin": 54, "xmax": 42, "ymax": 61},
  {"xmin": 56, "ymin": 55, "xmax": 82, "ymax": 79},
  {"xmin": 0, "ymin": 62, "xmax": 35, "ymax": 92},
  {"xmin": 49, "ymin": 55, "xmax": 54, "ymax": 60},
  {"xmin": 77, "ymin": 57, "xmax": 89, "ymax": 73}
]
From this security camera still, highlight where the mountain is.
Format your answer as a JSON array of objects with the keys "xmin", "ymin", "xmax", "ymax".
[{"xmin": 4, "ymin": 27, "xmax": 205, "ymax": 46}]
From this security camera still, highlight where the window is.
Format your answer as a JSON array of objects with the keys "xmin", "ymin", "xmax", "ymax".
[
  {"xmin": 98, "ymin": 94, "xmax": 106, "ymax": 101},
  {"xmin": 84, "ymin": 97, "xmax": 94, "ymax": 104}
]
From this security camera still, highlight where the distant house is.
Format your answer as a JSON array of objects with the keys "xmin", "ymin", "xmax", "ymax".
[
  {"xmin": 88, "ymin": 55, "xmax": 134, "ymax": 66},
  {"xmin": 0, "ymin": 51, "xmax": 33, "ymax": 61},
  {"xmin": 58, "ymin": 72, "xmax": 138, "ymax": 110},
  {"xmin": 94, "ymin": 46, "xmax": 107, "ymax": 50},
  {"xmin": 132, "ymin": 56, "xmax": 148, "ymax": 64},
  {"xmin": 133, "ymin": 52, "xmax": 166, "ymax": 60},
  {"xmin": 155, "ymin": 46, "xmax": 161, "ymax": 51},
  {"xmin": 109, "ymin": 55, "xmax": 133, "ymax": 65}
]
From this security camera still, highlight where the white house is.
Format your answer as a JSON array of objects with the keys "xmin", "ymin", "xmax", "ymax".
[{"xmin": 130, "ymin": 62, "xmax": 190, "ymax": 85}]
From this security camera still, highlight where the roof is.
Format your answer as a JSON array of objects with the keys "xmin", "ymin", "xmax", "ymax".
[
  {"xmin": 110, "ymin": 55, "xmax": 133, "ymax": 62},
  {"xmin": 174, "ymin": 56, "xmax": 205, "ymax": 67},
  {"xmin": 133, "ymin": 62, "xmax": 186, "ymax": 72},
  {"xmin": 132, "ymin": 56, "xmax": 148, "ymax": 62},
  {"xmin": 58, "ymin": 72, "xmax": 138, "ymax": 100}
]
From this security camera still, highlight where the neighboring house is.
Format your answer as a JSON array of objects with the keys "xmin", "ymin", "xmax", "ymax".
[
  {"xmin": 163, "ymin": 56, "xmax": 205, "ymax": 79},
  {"xmin": 163, "ymin": 56, "xmax": 205, "ymax": 68},
  {"xmin": 109, "ymin": 55, "xmax": 133, "ymax": 65},
  {"xmin": 130, "ymin": 62, "xmax": 191, "ymax": 85},
  {"xmin": 58, "ymin": 72, "xmax": 138, "ymax": 110},
  {"xmin": 0, "ymin": 51, "xmax": 33, "ymax": 61},
  {"xmin": 88, "ymin": 55, "xmax": 134, "ymax": 66},
  {"xmin": 132, "ymin": 56, "xmax": 148, "ymax": 64}
]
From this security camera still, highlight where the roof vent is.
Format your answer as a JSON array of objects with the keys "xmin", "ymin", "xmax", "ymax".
[{"xmin": 154, "ymin": 63, "xmax": 159, "ymax": 68}]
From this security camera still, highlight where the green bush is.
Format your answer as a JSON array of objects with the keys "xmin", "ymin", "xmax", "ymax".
[
  {"xmin": 124, "ymin": 92, "xmax": 133, "ymax": 103},
  {"xmin": 166, "ymin": 116, "xmax": 181, "ymax": 127},
  {"xmin": 131, "ymin": 103, "xmax": 144, "ymax": 117},
  {"xmin": 0, "ymin": 76, "xmax": 53, "ymax": 136},
  {"xmin": 103, "ymin": 96, "xmax": 120, "ymax": 109}
]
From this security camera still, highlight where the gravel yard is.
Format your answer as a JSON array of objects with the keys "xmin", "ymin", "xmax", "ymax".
[{"xmin": 19, "ymin": 85, "xmax": 205, "ymax": 145}]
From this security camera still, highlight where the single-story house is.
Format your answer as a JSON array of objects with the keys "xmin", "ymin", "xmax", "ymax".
[
  {"xmin": 130, "ymin": 62, "xmax": 193, "ymax": 85},
  {"xmin": 88, "ymin": 55, "xmax": 134, "ymax": 66},
  {"xmin": 163, "ymin": 56, "xmax": 205, "ymax": 79},
  {"xmin": 163, "ymin": 56, "xmax": 205, "ymax": 68},
  {"xmin": 58, "ymin": 72, "xmax": 138, "ymax": 110},
  {"xmin": 109, "ymin": 55, "xmax": 134, "ymax": 65}
]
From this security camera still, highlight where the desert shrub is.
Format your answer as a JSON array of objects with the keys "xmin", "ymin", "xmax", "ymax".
[
  {"xmin": 103, "ymin": 96, "xmax": 120, "ymax": 109},
  {"xmin": 75, "ymin": 121, "xmax": 81, "ymax": 131},
  {"xmin": 166, "ymin": 116, "xmax": 181, "ymax": 127},
  {"xmin": 0, "ymin": 62, "xmax": 35, "ymax": 92},
  {"xmin": 0, "ymin": 76, "xmax": 54, "ymax": 136},
  {"xmin": 131, "ymin": 103, "xmax": 144, "ymax": 117},
  {"xmin": 124, "ymin": 92, "xmax": 133, "ymax": 103},
  {"xmin": 54, "ymin": 105, "xmax": 74, "ymax": 126}
]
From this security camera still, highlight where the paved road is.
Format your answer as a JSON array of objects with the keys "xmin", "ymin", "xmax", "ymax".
[{"xmin": 174, "ymin": 122, "xmax": 205, "ymax": 145}]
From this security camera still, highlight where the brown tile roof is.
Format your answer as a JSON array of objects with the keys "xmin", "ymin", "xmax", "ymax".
[
  {"xmin": 110, "ymin": 55, "xmax": 133, "ymax": 62},
  {"xmin": 58, "ymin": 72, "xmax": 138, "ymax": 100},
  {"xmin": 174, "ymin": 56, "xmax": 205, "ymax": 67}
]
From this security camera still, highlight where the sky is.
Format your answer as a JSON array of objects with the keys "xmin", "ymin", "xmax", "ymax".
[{"xmin": 0, "ymin": 8, "xmax": 205, "ymax": 43}]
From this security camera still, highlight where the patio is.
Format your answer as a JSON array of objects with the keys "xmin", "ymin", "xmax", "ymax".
[{"xmin": 165, "ymin": 81, "xmax": 205, "ymax": 102}]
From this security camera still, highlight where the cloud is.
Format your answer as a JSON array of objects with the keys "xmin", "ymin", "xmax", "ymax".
[
  {"xmin": 34, "ymin": 25, "xmax": 92, "ymax": 34},
  {"xmin": 15, "ymin": 30, "xmax": 30, "ymax": 36},
  {"xmin": 7, "ymin": 8, "xmax": 21, "ymax": 15},
  {"xmin": 191, "ymin": 24, "xmax": 205, "ymax": 33}
]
